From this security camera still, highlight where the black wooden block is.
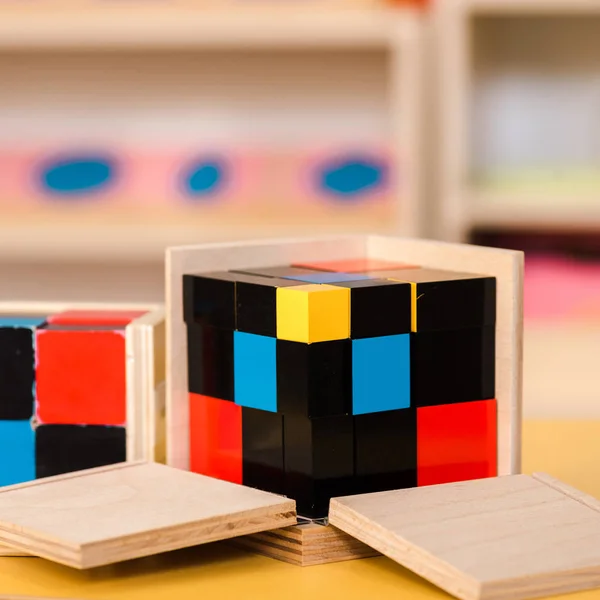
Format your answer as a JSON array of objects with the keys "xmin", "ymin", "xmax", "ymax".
[
  {"xmin": 354, "ymin": 408, "xmax": 417, "ymax": 495},
  {"xmin": 277, "ymin": 339, "xmax": 351, "ymax": 418},
  {"xmin": 187, "ymin": 323, "xmax": 234, "ymax": 401},
  {"xmin": 283, "ymin": 414, "xmax": 354, "ymax": 518},
  {"xmin": 182, "ymin": 272, "xmax": 237, "ymax": 329},
  {"xmin": 332, "ymin": 279, "xmax": 411, "ymax": 338},
  {"xmin": 35, "ymin": 424, "xmax": 126, "ymax": 478},
  {"xmin": 392, "ymin": 268, "xmax": 496, "ymax": 332},
  {"xmin": 411, "ymin": 326, "xmax": 496, "ymax": 408},
  {"xmin": 231, "ymin": 265, "xmax": 318, "ymax": 279},
  {"xmin": 0, "ymin": 327, "xmax": 36, "ymax": 420},
  {"xmin": 236, "ymin": 275, "xmax": 300, "ymax": 338},
  {"xmin": 242, "ymin": 407, "xmax": 284, "ymax": 495}
]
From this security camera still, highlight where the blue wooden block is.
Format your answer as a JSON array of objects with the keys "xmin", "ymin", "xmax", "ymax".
[
  {"xmin": 352, "ymin": 334, "xmax": 410, "ymax": 415},
  {"xmin": 283, "ymin": 272, "xmax": 371, "ymax": 284},
  {"xmin": 0, "ymin": 420, "xmax": 35, "ymax": 486},
  {"xmin": 0, "ymin": 316, "xmax": 47, "ymax": 329},
  {"xmin": 234, "ymin": 331, "xmax": 277, "ymax": 412}
]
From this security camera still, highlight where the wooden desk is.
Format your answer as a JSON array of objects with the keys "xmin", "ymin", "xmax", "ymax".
[{"xmin": 0, "ymin": 420, "xmax": 598, "ymax": 600}]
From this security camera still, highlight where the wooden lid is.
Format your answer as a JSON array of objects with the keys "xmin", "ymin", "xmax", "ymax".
[
  {"xmin": 330, "ymin": 473, "xmax": 600, "ymax": 600},
  {"xmin": 0, "ymin": 461, "xmax": 296, "ymax": 569}
]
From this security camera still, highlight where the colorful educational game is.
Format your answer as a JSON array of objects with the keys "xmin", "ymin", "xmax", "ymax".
[
  {"xmin": 0, "ymin": 309, "xmax": 147, "ymax": 486},
  {"xmin": 183, "ymin": 258, "xmax": 497, "ymax": 518}
]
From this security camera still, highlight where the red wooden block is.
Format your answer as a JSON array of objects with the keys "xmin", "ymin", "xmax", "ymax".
[
  {"xmin": 189, "ymin": 393, "xmax": 242, "ymax": 484},
  {"xmin": 417, "ymin": 399, "xmax": 497, "ymax": 487},
  {"xmin": 292, "ymin": 258, "xmax": 416, "ymax": 273},
  {"xmin": 48, "ymin": 310, "xmax": 147, "ymax": 326},
  {"xmin": 36, "ymin": 329, "xmax": 127, "ymax": 426}
]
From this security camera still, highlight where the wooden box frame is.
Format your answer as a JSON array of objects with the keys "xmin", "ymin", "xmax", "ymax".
[{"xmin": 165, "ymin": 235, "xmax": 523, "ymax": 564}]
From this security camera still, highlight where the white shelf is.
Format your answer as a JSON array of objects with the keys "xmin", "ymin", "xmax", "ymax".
[
  {"xmin": 470, "ymin": 193, "xmax": 600, "ymax": 230},
  {"xmin": 0, "ymin": 222, "xmax": 396, "ymax": 263},
  {"xmin": 437, "ymin": 0, "xmax": 600, "ymax": 241},
  {"xmin": 452, "ymin": 0, "xmax": 600, "ymax": 15},
  {"xmin": 0, "ymin": 6, "xmax": 419, "ymax": 50}
]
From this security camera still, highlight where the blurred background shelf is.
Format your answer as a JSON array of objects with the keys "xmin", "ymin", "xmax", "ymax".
[
  {"xmin": 0, "ymin": 4, "xmax": 423, "ymax": 302},
  {"xmin": 0, "ymin": 5, "xmax": 422, "ymax": 276},
  {"xmin": 437, "ymin": 0, "xmax": 600, "ymax": 242},
  {"xmin": 0, "ymin": 5, "xmax": 419, "ymax": 50},
  {"xmin": 0, "ymin": 209, "xmax": 404, "ymax": 263},
  {"xmin": 469, "ymin": 191, "xmax": 600, "ymax": 230}
]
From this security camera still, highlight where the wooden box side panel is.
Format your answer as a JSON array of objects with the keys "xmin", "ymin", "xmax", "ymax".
[
  {"xmin": 165, "ymin": 236, "xmax": 367, "ymax": 470},
  {"xmin": 367, "ymin": 235, "xmax": 524, "ymax": 476},
  {"xmin": 126, "ymin": 308, "xmax": 165, "ymax": 462}
]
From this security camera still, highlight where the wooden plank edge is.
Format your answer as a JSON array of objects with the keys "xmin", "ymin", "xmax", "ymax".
[
  {"xmin": 232, "ymin": 523, "xmax": 380, "ymax": 567},
  {"xmin": 0, "ymin": 505, "xmax": 296, "ymax": 570},
  {"xmin": 532, "ymin": 472, "xmax": 600, "ymax": 515},
  {"xmin": 481, "ymin": 565, "xmax": 600, "ymax": 600},
  {"xmin": 0, "ymin": 546, "xmax": 31, "ymax": 557}
]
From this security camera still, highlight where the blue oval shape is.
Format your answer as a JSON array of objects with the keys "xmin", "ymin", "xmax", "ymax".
[
  {"xmin": 318, "ymin": 158, "xmax": 387, "ymax": 199},
  {"xmin": 183, "ymin": 160, "xmax": 226, "ymax": 198},
  {"xmin": 41, "ymin": 157, "xmax": 115, "ymax": 196}
]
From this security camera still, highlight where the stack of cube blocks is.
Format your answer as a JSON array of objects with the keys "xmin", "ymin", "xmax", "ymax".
[
  {"xmin": 184, "ymin": 258, "xmax": 497, "ymax": 518},
  {"xmin": 0, "ymin": 310, "xmax": 146, "ymax": 486}
]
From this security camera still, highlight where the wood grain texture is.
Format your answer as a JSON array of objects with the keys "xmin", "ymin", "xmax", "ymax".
[
  {"xmin": 330, "ymin": 473, "xmax": 600, "ymax": 600},
  {"xmin": 125, "ymin": 307, "xmax": 166, "ymax": 462},
  {"xmin": 367, "ymin": 236, "xmax": 523, "ymax": 476},
  {"xmin": 0, "ymin": 462, "xmax": 296, "ymax": 569},
  {"xmin": 232, "ymin": 521, "xmax": 379, "ymax": 566}
]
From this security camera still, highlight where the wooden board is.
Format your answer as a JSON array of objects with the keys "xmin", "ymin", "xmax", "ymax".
[
  {"xmin": 166, "ymin": 235, "xmax": 523, "ymax": 477},
  {"xmin": 0, "ymin": 461, "xmax": 296, "ymax": 569},
  {"xmin": 0, "ymin": 547, "xmax": 29, "ymax": 557},
  {"xmin": 330, "ymin": 473, "xmax": 600, "ymax": 600},
  {"xmin": 232, "ymin": 521, "xmax": 379, "ymax": 566},
  {"xmin": 0, "ymin": 301, "xmax": 165, "ymax": 557}
]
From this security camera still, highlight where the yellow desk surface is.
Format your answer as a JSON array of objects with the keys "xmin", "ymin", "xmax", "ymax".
[{"xmin": 1, "ymin": 420, "xmax": 599, "ymax": 600}]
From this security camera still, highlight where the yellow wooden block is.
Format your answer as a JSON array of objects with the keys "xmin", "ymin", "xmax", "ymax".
[
  {"xmin": 410, "ymin": 282, "xmax": 417, "ymax": 332},
  {"xmin": 277, "ymin": 284, "xmax": 350, "ymax": 343},
  {"xmin": 276, "ymin": 285, "xmax": 310, "ymax": 343}
]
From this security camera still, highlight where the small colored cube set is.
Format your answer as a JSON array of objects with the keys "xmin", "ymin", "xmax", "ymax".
[
  {"xmin": 0, "ymin": 309, "xmax": 148, "ymax": 486},
  {"xmin": 183, "ymin": 257, "xmax": 498, "ymax": 518}
]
